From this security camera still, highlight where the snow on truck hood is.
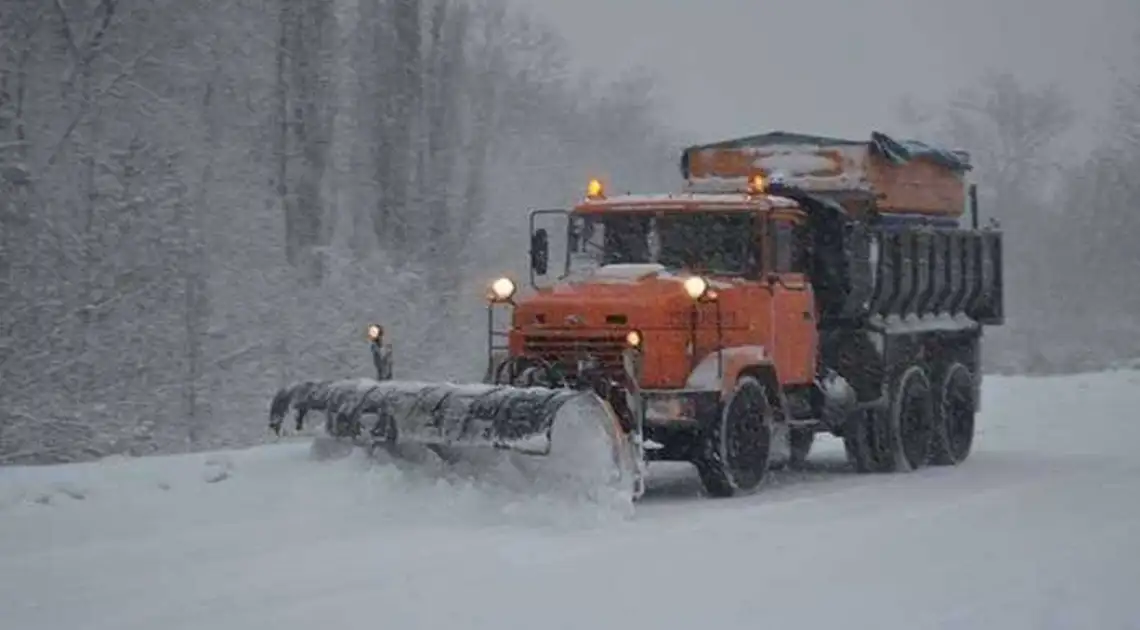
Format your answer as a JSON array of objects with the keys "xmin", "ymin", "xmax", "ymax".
[
  {"xmin": 514, "ymin": 264, "xmax": 742, "ymax": 327},
  {"xmin": 585, "ymin": 263, "xmax": 671, "ymax": 282},
  {"xmin": 522, "ymin": 264, "xmax": 712, "ymax": 308},
  {"xmin": 553, "ymin": 263, "xmax": 736, "ymax": 290},
  {"xmin": 519, "ymin": 262, "xmax": 747, "ymax": 307}
]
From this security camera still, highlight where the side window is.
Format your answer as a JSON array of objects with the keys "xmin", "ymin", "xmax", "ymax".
[{"xmin": 773, "ymin": 221, "xmax": 807, "ymax": 273}]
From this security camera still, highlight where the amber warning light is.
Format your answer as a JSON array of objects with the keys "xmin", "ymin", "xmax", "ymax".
[
  {"xmin": 586, "ymin": 178, "xmax": 605, "ymax": 199},
  {"xmin": 747, "ymin": 174, "xmax": 766, "ymax": 195}
]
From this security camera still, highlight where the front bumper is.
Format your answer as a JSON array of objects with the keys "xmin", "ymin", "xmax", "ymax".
[
  {"xmin": 640, "ymin": 388, "xmax": 721, "ymax": 426},
  {"xmin": 635, "ymin": 389, "xmax": 720, "ymax": 462}
]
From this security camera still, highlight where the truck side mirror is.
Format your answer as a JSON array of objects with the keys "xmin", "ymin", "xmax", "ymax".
[{"xmin": 530, "ymin": 228, "xmax": 549, "ymax": 275}]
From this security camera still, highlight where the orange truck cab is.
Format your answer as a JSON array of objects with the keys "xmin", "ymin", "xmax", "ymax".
[{"xmin": 486, "ymin": 131, "xmax": 1005, "ymax": 497}]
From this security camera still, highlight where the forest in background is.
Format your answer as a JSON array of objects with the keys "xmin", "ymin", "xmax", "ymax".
[
  {"xmin": 895, "ymin": 55, "xmax": 1140, "ymax": 376},
  {"xmin": 1, "ymin": 0, "xmax": 1138, "ymax": 463}
]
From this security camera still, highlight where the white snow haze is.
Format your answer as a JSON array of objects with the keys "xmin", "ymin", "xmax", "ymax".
[
  {"xmin": 519, "ymin": 0, "xmax": 1137, "ymax": 143},
  {"xmin": 2, "ymin": 0, "xmax": 1140, "ymax": 629}
]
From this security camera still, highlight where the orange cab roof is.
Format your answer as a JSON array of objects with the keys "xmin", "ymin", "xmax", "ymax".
[{"xmin": 572, "ymin": 192, "xmax": 802, "ymax": 215}]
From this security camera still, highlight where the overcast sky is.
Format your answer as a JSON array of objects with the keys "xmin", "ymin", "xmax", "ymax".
[{"xmin": 518, "ymin": 0, "xmax": 1136, "ymax": 144}]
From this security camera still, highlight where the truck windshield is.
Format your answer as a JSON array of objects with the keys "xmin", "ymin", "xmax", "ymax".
[{"xmin": 568, "ymin": 212, "xmax": 755, "ymax": 276}]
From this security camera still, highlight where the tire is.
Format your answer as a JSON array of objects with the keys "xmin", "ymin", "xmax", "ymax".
[
  {"xmin": 695, "ymin": 376, "xmax": 774, "ymax": 497},
  {"xmin": 882, "ymin": 364, "xmax": 935, "ymax": 472},
  {"xmin": 929, "ymin": 362, "xmax": 976, "ymax": 466},
  {"xmin": 843, "ymin": 364, "xmax": 934, "ymax": 473},
  {"xmin": 787, "ymin": 428, "xmax": 815, "ymax": 469},
  {"xmin": 842, "ymin": 407, "xmax": 892, "ymax": 473}
]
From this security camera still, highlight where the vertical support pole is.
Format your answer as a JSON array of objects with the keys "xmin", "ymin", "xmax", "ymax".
[
  {"xmin": 621, "ymin": 347, "xmax": 646, "ymax": 499},
  {"xmin": 688, "ymin": 303, "xmax": 698, "ymax": 371},
  {"xmin": 368, "ymin": 325, "xmax": 392, "ymax": 380},
  {"xmin": 714, "ymin": 297, "xmax": 723, "ymax": 381},
  {"xmin": 485, "ymin": 300, "xmax": 517, "ymax": 383},
  {"xmin": 369, "ymin": 342, "xmax": 392, "ymax": 380},
  {"xmin": 486, "ymin": 302, "xmax": 495, "ymax": 381}
]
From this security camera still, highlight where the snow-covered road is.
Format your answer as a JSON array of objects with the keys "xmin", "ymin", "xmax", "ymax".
[{"xmin": 2, "ymin": 369, "xmax": 1139, "ymax": 630}]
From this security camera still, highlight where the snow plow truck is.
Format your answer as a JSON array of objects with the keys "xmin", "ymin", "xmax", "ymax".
[{"xmin": 269, "ymin": 130, "xmax": 1005, "ymax": 501}]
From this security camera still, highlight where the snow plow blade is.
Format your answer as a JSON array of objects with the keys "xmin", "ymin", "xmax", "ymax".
[
  {"xmin": 269, "ymin": 378, "xmax": 641, "ymax": 499},
  {"xmin": 271, "ymin": 378, "xmax": 605, "ymax": 453}
]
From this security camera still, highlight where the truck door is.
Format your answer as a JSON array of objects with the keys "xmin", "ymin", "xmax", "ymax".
[{"xmin": 768, "ymin": 218, "xmax": 817, "ymax": 384}]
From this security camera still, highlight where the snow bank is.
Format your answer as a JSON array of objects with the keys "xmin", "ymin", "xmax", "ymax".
[
  {"xmin": 976, "ymin": 367, "xmax": 1140, "ymax": 457},
  {"xmin": 4, "ymin": 368, "xmax": 1138, "ymax": 520},
  {"xmin": 3, "ymin": 369, "xmax": 1140, "ymax": 630},
  {"xmin": 0, "ymin": 438, "xmax": 634, "ymax": 537}
]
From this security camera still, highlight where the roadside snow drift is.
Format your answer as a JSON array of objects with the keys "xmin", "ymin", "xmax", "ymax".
[{"xmin": 2, "ymin": 369, "xmax": 1140, "ymax": 630}]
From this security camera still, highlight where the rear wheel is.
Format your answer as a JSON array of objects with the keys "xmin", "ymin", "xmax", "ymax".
[
  {"xmin": 882, "ymin": 364, "xmax": 935, "ymax": 472},
  {"xmin": 695, "ymin": 376, "xmax": 773, "ymax": 497},
  {"xmin": 843, "ymin": 363, "xmax": 935, "ymax": 473},
  {"xmin": 843, "ymin": 408, "xmax": 891, "ymax": 473},
  {"xmin": 929, "ymin": 362, "xmax": 976, "ymax": 465}
]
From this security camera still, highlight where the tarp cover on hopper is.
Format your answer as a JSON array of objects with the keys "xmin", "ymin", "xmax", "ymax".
[
  {"xmin": 679, "ymin": 131, "xmax": 972, "ymax": 176},
  {"xmin": 679, "ymin": 130, "xmax": 972, "ymax": 217}
]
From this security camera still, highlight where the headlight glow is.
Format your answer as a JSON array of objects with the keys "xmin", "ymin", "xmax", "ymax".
[
  {"xmin": 489, "ymin": 277, "xmax": 517, "ymax": 302},
  {"xmin": 625, "ymin": 329, "xmax": 642, "ymax": 348},
  {"xmin": 683, "ymin": 276, "xmax": 709, "ymax": 300}
]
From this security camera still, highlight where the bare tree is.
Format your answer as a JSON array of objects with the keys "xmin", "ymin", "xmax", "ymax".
[
  {"xmin": 274, "ymin": 0, "xmax": 335, "ymax": 285},
  {"xmin": 942, "ymin": 72, "xmax": 1075, "ymax": 209},
  {"xmin": 1, "ymin": 0, "xmax": 681, "ymax": 463},
  {"xmin": 890, "ymin": 73, "xmax": 1077, "ymax": 372},
  {"xmin": 0, "ymin": 0, "xmax": 223, "ymax": 461},
  {"xmin": 1110, "ymin": 31, "xmax": 1140, "ymax": 189},
  {"xmin": 0, "ymin": 1, "xmax": 43, "ymax": 323},
  {"xmin": 1064, "ymin": 30, "xmax": 1140, "ymax": 330}
]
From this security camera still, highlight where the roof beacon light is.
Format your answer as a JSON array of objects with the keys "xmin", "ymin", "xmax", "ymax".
[
  {"xmin": 586, "ymin": 178, "xmax": 605, "ymax": 199},
  {"xmin": 747, "ymin": 173, "xmax": 766, "ymax": 195}
]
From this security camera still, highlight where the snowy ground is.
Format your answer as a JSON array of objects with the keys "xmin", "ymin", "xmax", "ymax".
[{"xmin": 2, "ymin": 369, "xmax": 1140, "ymax": 630}]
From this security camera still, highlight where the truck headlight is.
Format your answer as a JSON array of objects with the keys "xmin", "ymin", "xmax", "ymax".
[
  {"xmin": 683, "ymin": 276, "xmax": 708, "ymax": 300},
  {"xmin": 625, "ymin": 329, "xmax": 642, "ymax": 348},
  {"xmin": 488, "ymin": 277, "xmax": 516, "ymax": 302}
]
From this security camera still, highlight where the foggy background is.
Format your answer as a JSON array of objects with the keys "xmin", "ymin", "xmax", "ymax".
[
  {"xmin": 523, "ymin": 0, "xmax": 1136, "ymax": 143},
  {"xmin": 1, "ymin": 0, "xmax": 1137, "ymax": 464}
]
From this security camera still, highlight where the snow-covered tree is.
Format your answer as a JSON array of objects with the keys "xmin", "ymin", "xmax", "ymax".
[{"xmin": 0, "ymin": 0, "xmax": 680, "ymax": 463}]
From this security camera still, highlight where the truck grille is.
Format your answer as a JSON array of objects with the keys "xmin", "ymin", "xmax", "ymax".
[{"xmin": 522, "ymin": 333, "xmax": 626, "ymax": 373}]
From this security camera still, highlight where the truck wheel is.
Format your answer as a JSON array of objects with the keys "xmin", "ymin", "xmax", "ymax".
[
  {"xmin": 842, "ymin": 408, "xmax": 892, "ymax": 473},
  {"xmin": 696, "ymin": 376, "xmax": 773, "ymax": 497},
  {"xmin": 882, "ymin": 364, "xmax": 935, "ymax": 472},
  {"xmin": 788, "ymin": 428, "xmax": 814, "ymax": 469},
  {"xmin": 929, "ymin": 362, "xmax": 975, "ymax": 465}
]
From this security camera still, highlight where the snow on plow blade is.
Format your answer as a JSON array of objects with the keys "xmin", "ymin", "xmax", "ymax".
[
  {"xmin": 269, "ymin": 378, "xmax": 641, "ymax": 502},
  {"xmin": 269, "ymin": 378, "xmax": 625, "ymax": 457}
]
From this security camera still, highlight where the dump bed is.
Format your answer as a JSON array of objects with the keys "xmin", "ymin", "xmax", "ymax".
[{"xmin": 679, "ymin": 131, "xmax": 971, "ymax": 220}]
